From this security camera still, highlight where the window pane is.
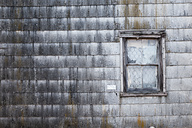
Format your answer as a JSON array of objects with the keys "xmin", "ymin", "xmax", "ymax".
[
  {"xmin": 127, "ymin": 40, "xmax": 142, "ymax": 64},
  {"xmin": 127, "ymin": 39, "xmax": 158, "ymax": 64},
  {"xmin": 143, "ymin": 66, "xmax": 157, "ymax": 88},
  {"xmin": 127, "ymin": 66, "xmax": 157, "ymax": 89},
  {"xmin": 142, "ymin": 40, "xmax": 158, "ymax": 64},
  {"xmin": 127, "ymin": 66, "xmax": 142, "ymax": 88}
]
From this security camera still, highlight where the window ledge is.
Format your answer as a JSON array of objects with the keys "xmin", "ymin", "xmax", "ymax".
[{"xmin": 120, "ymin": 92, "xmax": 168, "ymax": 97}]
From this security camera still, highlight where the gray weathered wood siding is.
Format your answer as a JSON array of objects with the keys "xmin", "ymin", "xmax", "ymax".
[{"xmin": 0, "ymin": 0, "xmax": 192, "ymax": 127}]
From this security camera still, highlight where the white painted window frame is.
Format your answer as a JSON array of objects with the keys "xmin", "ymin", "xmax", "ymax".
[{"xmin": 119, "ymin": 30, "xmax": 167, "ymax": 97}]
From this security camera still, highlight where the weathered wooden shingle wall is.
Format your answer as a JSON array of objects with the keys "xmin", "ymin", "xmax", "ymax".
[{"xmin": 0, "ymin": 0, "xmax": 192, "ymax": 127}]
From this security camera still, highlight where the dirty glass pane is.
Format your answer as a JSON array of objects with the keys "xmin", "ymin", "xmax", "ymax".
[
  {"xmin": 142, "ymin": 40, "xmax": 158, "ymax": 64},
  {"xmin": 127, "ymin": 39, "xmax": 158, "ymax": 64},
  {"xmin": 127, "ymin": 40, "xmax": 142, "ymax": 64},
  {"xmin": 143, "ymin": 66, "xmax": 157, "ymax": 88},
  {"xmin": 127, "ymin": 66, "xmax": 142, "ymax": 88},
  {"xmin": 127, "ymin": 66, "xmax": 157, "ymax": 89}
]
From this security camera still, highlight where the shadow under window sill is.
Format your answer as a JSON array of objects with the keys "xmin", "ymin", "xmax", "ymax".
[{"xmin": 120, "ymin": 92, "xmax": 168, "ymax": 97}]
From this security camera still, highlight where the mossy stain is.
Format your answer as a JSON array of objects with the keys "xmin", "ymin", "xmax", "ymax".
[
  {"xmin": 137, "ymin": 114, "xmax": 145, "ymax": 128},
  {"xmin": 101, "ymin": 117, "xmax": 114, "ymax": 128}
]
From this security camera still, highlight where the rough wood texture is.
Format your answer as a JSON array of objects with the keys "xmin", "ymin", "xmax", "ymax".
[{"xmin": 0, "ymin": 0, "xmax": 192, "ymax": 127}]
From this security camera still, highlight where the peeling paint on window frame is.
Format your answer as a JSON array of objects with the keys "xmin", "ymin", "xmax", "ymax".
[{"xmin": 119, "ymin": 30, "xmax": 167, "ymax": 97}]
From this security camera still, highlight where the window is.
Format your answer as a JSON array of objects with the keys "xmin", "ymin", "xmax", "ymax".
[{"xmin": 119, "ymin": 30, "xmax": 167, "ymax": 97}]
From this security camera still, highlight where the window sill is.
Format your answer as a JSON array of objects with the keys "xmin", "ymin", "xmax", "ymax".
[{"xmin": 120, "ymin": 92, "xmax": 168, "ymax": 97}]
